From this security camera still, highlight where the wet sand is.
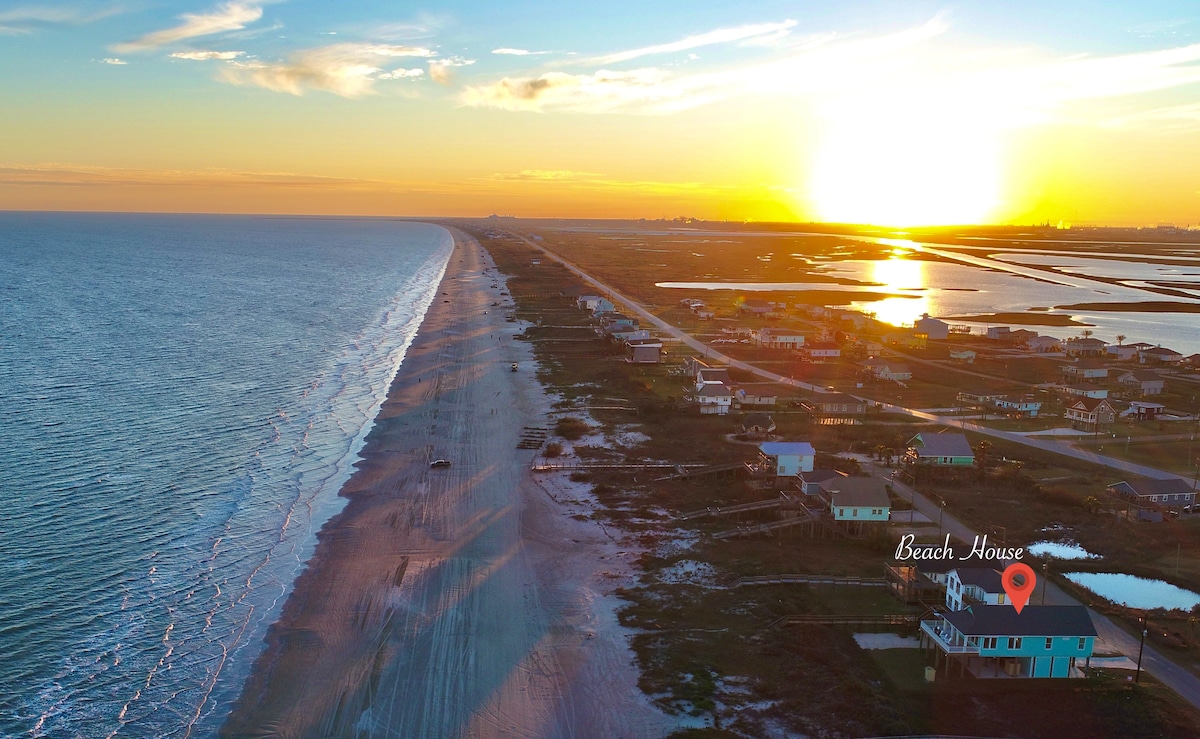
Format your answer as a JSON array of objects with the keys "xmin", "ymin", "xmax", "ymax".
[{"xmin": 221, "ymin": 227, "xmax": 667, "ymax": 738}]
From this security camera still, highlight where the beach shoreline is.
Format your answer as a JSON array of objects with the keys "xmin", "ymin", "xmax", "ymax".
[{"xmin": 221, "ymin": 226, "xmax": 667, "ymax": 737}]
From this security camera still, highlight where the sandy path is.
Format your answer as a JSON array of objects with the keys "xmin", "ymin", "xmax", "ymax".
[{"xmin": 222, "ymin": 228, "xmax": 668, "ymax": 738}]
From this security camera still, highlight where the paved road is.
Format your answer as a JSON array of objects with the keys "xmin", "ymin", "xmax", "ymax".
[{"xmin": 505, "ymin": 228, "xmax": 1200, "ymax": 708}]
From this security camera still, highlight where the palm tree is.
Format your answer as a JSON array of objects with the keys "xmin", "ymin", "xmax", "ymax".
[
  {"xmin": 1081, "ymin": 329, "xmax": 1094, "ymax": 340},
  {"xmin": 1117, "ymin": 334, "xmax": 1126, "ymax": 346}
]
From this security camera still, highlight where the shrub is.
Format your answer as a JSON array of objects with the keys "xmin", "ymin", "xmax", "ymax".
[
  {"xmin": 544, "ymin": 441, "xmax": 563, "ymax": 458},
  {"xmin": 555, "ymin": 416, "xmax": 590, "ymax": 440}
]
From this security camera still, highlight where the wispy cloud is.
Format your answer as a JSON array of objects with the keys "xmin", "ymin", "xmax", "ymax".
[
  {"xmin": 171, "ymin": 50, "xmax": 244, "ymax": 61},
  {"xmin": 583, "ymin": 19, "xmax": 798, "ymax": 65},
  {"xmin": 219, "ymin": 42, "xmax": 436, "ymax": 97},
  {"xmin": 101, "ymin": 57, "xmax": 127, "ymax": 65},
  {"xmin": 113, "ymin": 1, "xmax": 266, "ymax": 53},
  {"xmin": 493, "ymin": 48, "xmax": 551, "ymax": 56},
  {"xmin": 0, "ymin": 3, "xmax": 125, "ymax": 34},
  {"xmin": 489, "ymin": 169, "xmax": 603, "ymax": 181},
  {"xmin": 463, "ymin": 14, "xmax": 1200, "ymax": 131}
]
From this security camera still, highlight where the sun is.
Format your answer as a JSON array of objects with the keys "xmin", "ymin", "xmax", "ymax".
[{"xmin": 808, "ymin": 105, "xmax": 1003, "ymax": 226}]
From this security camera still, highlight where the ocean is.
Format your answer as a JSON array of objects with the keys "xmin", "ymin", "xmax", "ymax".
[{"xmin": 0, "ymin": 213, "xmax": 451, "ymax": 737}]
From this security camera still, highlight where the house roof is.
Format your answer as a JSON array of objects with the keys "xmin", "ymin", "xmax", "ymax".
[
  {"xmin": 1142, "ymin": 346, "xmax": 1182, "ymax": 357},
  {"xmin": 760, "ymin": 441, "xmax": 815, "ymax": 457},
  {"xmin": 696, "ymin": 383, "xmax": 731, "ymax": 397},
  {"xmin": 698, "ymin": 368, "xmax": 731, "ymax": 383},
  {"xmin": 952, "ymin": 568, "xmax": 1004, "ymax": 593},
  {"xmin": 800, "ymin": 469, "xmax": 846, "ymax": 485},
  {"xmin": 828, "ymin": 477, "xmax": 890, "ymax": 509},
  {"xmin": 943, "ymin": 605, "xmax": 1097, "ymax": 638},
  {"xmin": 1108, "ymin": 478, "xmax": 1192, "ymax": 497},
  {"xmin": 1070, "ymin": 397, "xmax": 1114, "ymax": 412},
  {"xmin": 1066, "ymin": 337, "xmax": 1106, "ymax": 347},
  {"xmin": 626, "ymin": 339, "xmax": 661, "ymax": 347},
  {"xmin": 1120, "ymin": 370, "xmax": 1163, "ymax": 382},
  {"xmin": 742, "ymin": 412, "xmax": 774, "ymax": 428},
  {"xmin": 805, "ymin": 341, "xmax": 840, "ymax": 350},
  {"xmin": 909, "ymin": 432, "xmax": 974, "ymax": 458}
]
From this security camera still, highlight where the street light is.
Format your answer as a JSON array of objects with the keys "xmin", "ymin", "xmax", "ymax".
[
  {"xmin": 1041, "ymin": 562, "xmax": 1048, "ymax": 605},
  {"xmin": 1136, "ymin": 614, "xmax": 1148, "ymax": 684}
]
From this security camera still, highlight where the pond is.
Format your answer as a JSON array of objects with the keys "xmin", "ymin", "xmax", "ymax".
[
  {"xmin": 1064, "ymin": 572, "xmax": 1200, "ymax": 611},
  {"xmin": 1026, "ymin": 541, "xmax": 1101, "ymax": 560}
]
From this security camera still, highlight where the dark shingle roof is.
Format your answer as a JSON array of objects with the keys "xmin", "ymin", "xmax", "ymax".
[
  {"xmin": 1109, "ymin": 478, "xmax": 1192, "ymax": 497},
  {"xmin": 944, "ymin": 605, "xmax": 1097, "ymax": 638},
  {"xmin": 952, "ymin": 568, "xmax": 1004, "ymax": 592},
  {"xmin": 909, "ymin": 432, "xmax": 974, "ymax": 458},
  {"xmin": 828, "ymin": 477, "xmax": 890, "ymax": 509}
]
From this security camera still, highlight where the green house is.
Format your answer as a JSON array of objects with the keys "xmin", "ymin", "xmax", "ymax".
[{"xmin": 906, "ymin": 432, "xmax": 975, "ymax": 467}]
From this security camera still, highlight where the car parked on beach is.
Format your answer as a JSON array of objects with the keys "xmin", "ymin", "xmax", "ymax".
[{"xmin": 429, "ymin": 459, "xmax": 451, "ymax": 468}]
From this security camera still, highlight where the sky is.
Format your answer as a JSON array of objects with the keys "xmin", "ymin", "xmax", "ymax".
[{"xmin": 3, "ymin": 1, "xmax": 1200, "ymax": 226}]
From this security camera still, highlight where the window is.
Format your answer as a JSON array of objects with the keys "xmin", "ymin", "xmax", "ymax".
[
  {"xmin": 1046, "ymin": 638, "xmax": 1053, "ymax": 650},
  {"xmin": 1007, "ymin": 637, "xmax": 1022, "ymax": 650},
  {"xmin": 1078, "ymin": 638, "xmax": 1086, "ymax": 650},
  {"xmin": 982, "ymin": 637, "xmax": 997, "ymax": 650},
  {"xmin": 998, "ymin": 594, "xmax": 1005, "ymax": 603}
]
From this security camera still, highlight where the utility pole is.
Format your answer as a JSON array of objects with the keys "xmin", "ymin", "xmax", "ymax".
[
  {"xmin": 1041, "ymin": 562, "xmax": 1048, "ymax": 604},
  {"xmin": 1136, "ymin": 614, "xmax": 1148, "ymax": 684}
]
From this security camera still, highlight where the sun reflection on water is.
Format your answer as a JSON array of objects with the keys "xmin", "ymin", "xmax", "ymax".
[{"xmin": 852, "ymin": 256, "xmax": 929, "ymax": 327}]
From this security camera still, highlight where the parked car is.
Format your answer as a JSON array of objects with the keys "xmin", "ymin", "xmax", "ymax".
[
  {"xmin": 511, "ymin": 363, "xmax": 518, "ymax": 372},
  {"xmin": 429, "ymin": 459, "xmax": 451, "ymax": 468}
]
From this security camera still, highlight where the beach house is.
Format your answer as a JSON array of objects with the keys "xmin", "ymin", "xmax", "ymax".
[
  {"xmin": 753, "ymin": 441, "xmax": 815, "ymax": 480},
  {"xmin": 992, "ymin": 395, "xmax": 1042, "ymax": 418},
  {"xmin": 905, "ymin": 432, "xmax": 975, "ymax": 468},
  {"xmin": 625, "ymin": 339, "xmax": 662, "ymax": 364},
  {"xmin": 802, "ymin": 341, "xmax": 840, "ymax": 360},
  {"xmin": 1064, "ymin": 397, "xmax": 1116, "ymax": 430},
  {"xmin": 1026, "ymin": 336, "xmax": 1062, "ymax": 353},
  {"xmin": 1061, "ymin": 359, "xmax": 1110, "ymax": 381},
  {"xmin": 1118, "ymin": 370, "xmax": 1165, "ymax": 396},
  {"xmin": 920, "ymin": 605, "xmax": 1097, "ymax": 679},
  {"xmin": 753, "ymin": 328, "xmax": 805, "ymax": 350},
  {"xmin": 1107, "ymin": 478, "xmax": 1195, "ymax": 512},
  {"xmin": 804, "ymin": 391, "xmax": 867, "ymax": 417},
  {"xmin": 914, "ymin": 313, "xmax": 949, "ymax": 340},
  {"xmin": 945, "ymin": 568, "xmax": 1007, "ymax": 611},
  {"xmin": 1064, "ymin": 337, "xmax": 1107, "ymax": 357},
  {"xmin": 825, "ymin": 477, "xmax": 891, "ymax": 529},
  {"xmin": 862, "ymin": 359, "xmax": 913, "ymax": 382},
  {"xmin": 1140, "ymin": 346, "xmax": 1183, "ymax": 364},
  {"xmin": 693, "ymin": 383, "xmax": 732, "ymax": 414}
]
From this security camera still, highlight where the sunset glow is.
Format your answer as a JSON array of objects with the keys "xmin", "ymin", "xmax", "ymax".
[{"xmin": 3, "ymin": 3, "xmax": 1200, "ymax": 225}]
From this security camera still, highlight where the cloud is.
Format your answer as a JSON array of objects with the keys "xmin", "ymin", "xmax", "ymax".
[
  {"xmin": 493, "ymin": 48, "xmax": 550, "ymax": 56},
  {"xmin": 171, "ymin": 50, "xmax": 244, "ymax": 61},
  {"xmin": 219, "ymin": 42, "xmax": 436, "ymax": 97},
  {"xmin": 428, "ymin": 56, "xmax": 475, "ymax": 85},
  {"xmin": 0, "ymin": 3, "xmax": 125, "ymax": 33},
  {"xmin": 583, "ymin": 19, "xmax": 798, "ymax": 65},
  {"xmin": 378, "ymin": 67, "xmax": 424, "ymax": 80},
  {"xmin": 113, "ymin": 1, "xmax": 266, "ymax": 53},
  {"xmin": 101, "ymin": 57, "xmax": 127, "ymax": 65}
]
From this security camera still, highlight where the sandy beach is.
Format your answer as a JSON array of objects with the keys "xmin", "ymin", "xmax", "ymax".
[{"xmin": 221, "ymin": 227, "xmax": 668, "ymax": 738}]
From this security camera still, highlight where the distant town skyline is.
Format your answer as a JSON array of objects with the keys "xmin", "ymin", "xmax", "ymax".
[{"xmin": 4, "ymin": 1, "xmax": 1200, "ymax": 226}]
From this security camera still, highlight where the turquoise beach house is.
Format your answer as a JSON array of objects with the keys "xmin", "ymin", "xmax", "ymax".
[{"xmin": 920, "ymin": 605, "xmax": 1097, "ymax": 679}]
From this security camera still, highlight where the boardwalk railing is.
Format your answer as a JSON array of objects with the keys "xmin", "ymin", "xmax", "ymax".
[
  {"xmin": 677, "ymin": 496, "xmax": 797, "ymax": 521},
  {"xmin": 772, "ymin": 614, "xmax": 919, "ymax": 628},
  {"xmin": 728, "ymin": 575, "xmax": 886, "ymax": 588}
]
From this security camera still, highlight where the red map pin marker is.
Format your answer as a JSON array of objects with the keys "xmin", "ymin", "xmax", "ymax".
[{"xmin": 1002, "ymin": 563, "xmax": 1037, "ymax": 614}]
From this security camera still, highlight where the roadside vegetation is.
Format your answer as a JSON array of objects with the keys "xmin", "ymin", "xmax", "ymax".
[{"xmin": 456, "ymin": 220, "xmax": 1200, "ymax": 738}]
